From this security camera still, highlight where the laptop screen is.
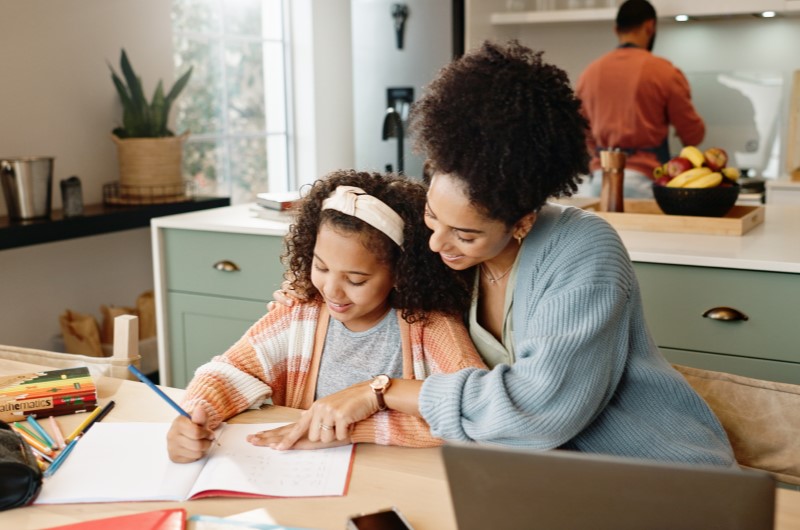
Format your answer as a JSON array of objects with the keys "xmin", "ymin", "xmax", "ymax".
[{"xmin": 442, "ymin": 443, "xmax": 774, "ymax": 530}]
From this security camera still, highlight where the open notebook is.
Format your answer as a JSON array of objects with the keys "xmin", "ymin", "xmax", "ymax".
[
  {"xmin": 443, "ymin": 443, "xmax": 775, "ymax": 530},
  {"xmin": 36, "ymin": 423, "xmax": 354, "ymax": 504}
]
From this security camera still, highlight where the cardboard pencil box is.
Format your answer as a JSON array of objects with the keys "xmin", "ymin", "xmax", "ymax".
[{"xmin": 0, "ymin": 367, "xmax": 97, "ymax": 422}]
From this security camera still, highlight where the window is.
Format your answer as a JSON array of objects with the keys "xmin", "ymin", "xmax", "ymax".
[{"xmin": 171, "ymin": 0, "xmax": 292, "ymax": 203}]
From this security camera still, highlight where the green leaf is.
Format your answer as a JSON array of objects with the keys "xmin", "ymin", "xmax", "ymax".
[
  {"xmin": 151, "ymin": 81, "xmax": 167, "ymax": 136},
  {"xmin": 109, "ymin": 48, "xmax": 192, "ymax": 138}
]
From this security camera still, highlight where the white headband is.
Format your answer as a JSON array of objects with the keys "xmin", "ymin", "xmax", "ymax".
[{"xmin": 321, "ymin": 185, "xmax": 405, "ymax": 247}]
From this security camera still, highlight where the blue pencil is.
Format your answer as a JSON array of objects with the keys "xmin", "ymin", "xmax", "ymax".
[
  {"xmin": 43, "ymin": 435, "xmax": 80, "ymax": 478},
  {"xmin": 27, "ymin": 415, "xmax": 56, "ymax": 449},
  {"xmin": 127, "ymin": 365, "xmax": 190, "ymax": 419}
]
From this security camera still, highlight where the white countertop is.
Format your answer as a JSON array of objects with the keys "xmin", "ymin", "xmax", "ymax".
[
  {"xmin": 619, "ymin": 203, "xmax": 800, "ymax": 273},
  {"xmin": 151, "ymin": 202, "xmax": 800, "ymax": 274},
  {"xmin": 151, "ymin": 203, "xmax": 290, "ymax": 237}
]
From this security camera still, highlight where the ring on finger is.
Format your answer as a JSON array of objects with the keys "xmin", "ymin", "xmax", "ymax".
[{"xmin": 319, "ymin": 423, "xmax": 333, "ymax": 431}]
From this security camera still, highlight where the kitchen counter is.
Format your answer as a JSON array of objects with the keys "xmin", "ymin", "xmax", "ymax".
[
  {"xmin": 151, "ymin": 203, "xmax": 288, "ymax": 236},
  {"xmin": 617, "ymin": 204, "xmax": 800, "ymax": 274},
  {"xmin": 155, "ymin": 202, "xmax": 800, "ymax": 273},
  {"xmin": 151, "ymin": 202, "xmax": 800, "ymax": 385}
]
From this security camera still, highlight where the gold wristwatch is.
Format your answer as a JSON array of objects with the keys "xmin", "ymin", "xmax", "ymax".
[{"xmin": 370, "ymin": 374, "xmax": 392, "ymax": 411}]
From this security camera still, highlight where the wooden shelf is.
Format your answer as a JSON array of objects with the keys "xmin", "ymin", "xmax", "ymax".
[
  {"xmin": 490, "ymin": 8, "xmax": 616, "ymax": 25},
  {"xmin": 0, "ymin": 196, "xmax": 230, "ymax": 251}
]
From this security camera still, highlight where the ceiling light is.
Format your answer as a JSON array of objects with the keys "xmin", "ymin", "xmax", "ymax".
[
  {"xmin": 675, "ymin": 14, "xmax": 689, "ymax": 22},
  {"xmin": 760, "ymin": 11, "xmax": 776, "ymax": 18}
]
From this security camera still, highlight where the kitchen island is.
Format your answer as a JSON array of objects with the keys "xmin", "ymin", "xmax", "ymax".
[{"xmin": 151, "ymin": 203, "xmax": 800, "ymax": 387}]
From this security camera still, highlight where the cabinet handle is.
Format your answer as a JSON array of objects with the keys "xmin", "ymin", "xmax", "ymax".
[
  {"xmin": 702, "ymin": 307, "xmax": 749, "ymax": 322},
  {"xmin": 213, "ymin": 260, "xmax": 241, "ymax": 272}
]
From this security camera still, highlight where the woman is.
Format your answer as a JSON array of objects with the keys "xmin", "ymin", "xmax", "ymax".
[{"xmin": 266, "ymin": 41, "xmax": 734, "ymax": 466}]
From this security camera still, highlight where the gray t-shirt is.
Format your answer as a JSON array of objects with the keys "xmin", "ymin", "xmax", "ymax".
[{"xmin": 315, "ymin": 308, "xmax": 403, "ymax": 399}]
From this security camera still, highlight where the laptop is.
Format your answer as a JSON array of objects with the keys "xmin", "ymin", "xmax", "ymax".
[{"xmin": 442, "ymin": 443, "xmax": 775, "ymax": 530}]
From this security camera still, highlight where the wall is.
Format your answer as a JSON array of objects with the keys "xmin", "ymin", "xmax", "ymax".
[
  {"xmin": 0, "ymin": 0, "xmax": 174, "ymax": 350},
  {"xmin": 465, "ymin": 2, "xmax": 800, "ymax": 177},
  {"xmin": 0, "ymin": 0, "xmax": 356, "ymax": 350}
]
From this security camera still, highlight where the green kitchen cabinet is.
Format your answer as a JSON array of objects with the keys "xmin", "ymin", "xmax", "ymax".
[
  {"xmin": 167, "ymin": 292, "xmax": 269, "ymax": 388},
  {"xmin": 634, "ymin": 262, "xmax": 800, "ymax": 384},
  {"xmin": 159, "ymin": 227, "xmax": 286, "ymax": 388}
]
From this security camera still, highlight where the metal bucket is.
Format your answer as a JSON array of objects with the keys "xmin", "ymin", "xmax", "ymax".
[{"xmin": 0, "ymin": 156, "xmax": 54, "ymax": 220}]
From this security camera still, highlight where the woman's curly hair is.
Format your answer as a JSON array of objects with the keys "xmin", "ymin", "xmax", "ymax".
[
  {"xmin": 410, "ymin": 40, "xmax": 590, "ymax": 226},
  {"xmin": 283, "ymin": 169, "xmax": 472, "ymax": 323}
]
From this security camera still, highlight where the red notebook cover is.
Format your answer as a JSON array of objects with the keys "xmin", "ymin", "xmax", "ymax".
[{"xmin": 41, "ymin": 508, "xmax": 186, "ymax": 530}]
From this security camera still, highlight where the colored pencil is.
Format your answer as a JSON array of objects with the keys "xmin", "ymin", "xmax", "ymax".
[
  {"xmin": 43, "ymin": 435, "xmax": 81, "ymax": 478},
  {"xmin": 65, "ymin": 406, "xmax": 103, "ymax": 444},
  {"xmin": 30, "ymin": 445, "xmax": 54, "ymax": 463},
  {"xmin": 11, "ymin": 424, "xmax": 54, "ymax": 456},
  {"xmin": 13, "ymin": 421, "xmax": 49, "ymax": 448},
  {"xmin": 48, "ymin": 416, "xmax": 65, "ymax": 449},
  {"xmin": 27, "ymin": 415, "xmax": 56, "ymax": 449},
  {"xmin": 128, "ymin": 365, "xmax": 190, "ymax": 419},
  {"xmin": 81, "ymin": 400, "xmax": 115, "ymax": 435},
  {"xmin": 127, "ymin": 366, "xmax": 219, "ymax": 446}
]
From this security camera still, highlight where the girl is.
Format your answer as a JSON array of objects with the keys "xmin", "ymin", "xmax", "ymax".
[{"xmin": 167, "ymin": 170, "xmax": 485, "ymax": 463}]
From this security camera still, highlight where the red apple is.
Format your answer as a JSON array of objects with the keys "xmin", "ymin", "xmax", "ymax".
[
  {"xmin": 704, "ymin": 147, "xmax": 728, "ymax": 172},
  {"xmin": 666, "ymin": 156, "xmax": 694, "ymax": 177},
  {"xmin": 654, "ymin": 175, "xmax": 672, "ymax": 186}
]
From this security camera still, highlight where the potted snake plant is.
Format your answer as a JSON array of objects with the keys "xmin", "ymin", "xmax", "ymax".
[{"xmin": 109, "ymin": 49, "xmax": 193, "ymax": 199}]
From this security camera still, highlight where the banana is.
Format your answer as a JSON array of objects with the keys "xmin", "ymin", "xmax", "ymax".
[
  {"xmin": 684, "ymin": 172, "xmax": 723, "ymax": 189},
  {"xmin": 721, "ymin": 167, "xmax": 740, "ymax": 182},
  {"xmin": 679, "ymin": 145, "xmax": 705, "ymax": 168},
  {"xmin": 666, "ymin": 167, "xmax": 712, "ymax": 188}
]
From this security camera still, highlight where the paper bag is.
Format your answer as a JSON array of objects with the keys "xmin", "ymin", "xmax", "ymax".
[
  {"xmin": 136, "ymin": 290, "xmax": 156, "ymax": 340},
  {"xmin": 58, "ymin": 310, "xmax": 103, "ymax": 357}
]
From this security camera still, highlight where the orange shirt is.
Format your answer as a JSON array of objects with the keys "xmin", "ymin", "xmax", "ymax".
[{"xmin": 576, "ymin": 46, "xmax": 705, "ymax": 177}]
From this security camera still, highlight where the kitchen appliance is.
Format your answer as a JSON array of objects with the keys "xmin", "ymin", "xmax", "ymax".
[
  {"xmin": 352, "ymin": 0, "xmax": 459, "ymax": 178},
  {"xmin": 0, "ymin": 156, "xmax": 54, "ymax": 220}
]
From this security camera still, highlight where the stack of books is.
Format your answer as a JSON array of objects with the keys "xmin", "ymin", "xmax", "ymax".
[
  {"xmin": 251, "ymin": 191, "xmax": 302, "ymax": 222},
  {"xmin": 0, "ymin": 367, "xmax": 98, "ymax": 422}
]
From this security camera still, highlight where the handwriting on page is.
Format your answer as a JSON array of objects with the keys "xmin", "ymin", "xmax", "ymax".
[{"xmin": 189, "ymin": 423, "xmax": 353, "ymax": 498}]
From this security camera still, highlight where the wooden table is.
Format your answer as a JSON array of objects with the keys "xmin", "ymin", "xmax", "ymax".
[
  {"xmin": 1, "ymin": 359, "xmax": 454, "ymax": 530},
  {"xmin": 3, "ymin": 358, "xmax": 800, "ymax": 530}
]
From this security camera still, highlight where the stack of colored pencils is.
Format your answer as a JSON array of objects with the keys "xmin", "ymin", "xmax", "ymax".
[{"xmin": 10, "ymin": 400, "xmax": 115, "ymax": 477}]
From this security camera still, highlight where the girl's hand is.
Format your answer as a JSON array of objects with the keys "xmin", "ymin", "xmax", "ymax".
[
  {"xmin": 166, "ymin": 406, "xmax": 216, "ymax": 463},
  {"xmin": 266, "ymin": 279, "xmax": 301, "ymax": 311},
  {"xmin": 275, "ymin": 381, "xmax": 379, "ymax": 450},
  {"xmin": 247, "ymin": 423, "xmax": 351, "ymax": 450}
]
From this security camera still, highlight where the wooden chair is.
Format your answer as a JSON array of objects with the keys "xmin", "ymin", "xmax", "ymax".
[
  {"xmin": 0, "ymin": 315, "xmax": 141, "ymax": 380},
  {"xmin": 674, "ymin": 364, "xmax": 800, "ymax": 486}
]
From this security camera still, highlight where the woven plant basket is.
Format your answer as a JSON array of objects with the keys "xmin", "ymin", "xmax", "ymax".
[{"xmin": 112, "ymin": 133, "xmax": 188, "ymax": 197}]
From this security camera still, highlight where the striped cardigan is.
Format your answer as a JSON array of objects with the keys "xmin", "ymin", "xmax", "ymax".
[{"xmin": 182, "ymin": 301, "xmax": 486, "ymax": 447}]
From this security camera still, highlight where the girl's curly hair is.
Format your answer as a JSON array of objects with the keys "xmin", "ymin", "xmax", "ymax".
[
  {"xmin": 411, "ymin": 40, "xmax": 590, "ymax": 226},
  {"xmin": 284, "ymin": 169, "xmax": 472, "ymax": 323}
]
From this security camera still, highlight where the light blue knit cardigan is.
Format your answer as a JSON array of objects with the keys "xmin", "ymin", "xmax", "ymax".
[{"xmin": 419, "ymin": 203, "xmax": 735, "ymax": 466}]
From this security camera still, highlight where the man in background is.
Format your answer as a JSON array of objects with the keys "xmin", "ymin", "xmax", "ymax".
[{"xmin": 575, "ymin": 0, "xmax": 704, "ymax": 198}]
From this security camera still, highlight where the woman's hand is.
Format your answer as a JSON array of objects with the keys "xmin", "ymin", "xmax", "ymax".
[
  {"xmin": 166, "ymin": 406, "xmax": 216, "ymax": 463},
  {"xmin": 266, "ymin": 279, "xmax": 302, "ymax": 311},
  {"xmin": 247, "ymin": 423, "xmax": 351, "ymax": 450},
  {"xmin": 274, "ymin": 381, "xmax": 380, "ymax": 450}
]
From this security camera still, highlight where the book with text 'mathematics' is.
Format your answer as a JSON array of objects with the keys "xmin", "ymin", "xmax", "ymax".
[{"xmin": 0, "ymin": 367, "xmax": 98, "ymax": 422}]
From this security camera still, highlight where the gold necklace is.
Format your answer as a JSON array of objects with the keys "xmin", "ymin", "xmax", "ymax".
[{"xmin": 481, "ymin": 263, "xmax": 513, "ymax": 284}]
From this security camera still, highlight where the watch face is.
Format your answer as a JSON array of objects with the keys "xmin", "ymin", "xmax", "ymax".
[{"xmin": 371, "ymin": 374, "xmax": 390, "ymax": 390}]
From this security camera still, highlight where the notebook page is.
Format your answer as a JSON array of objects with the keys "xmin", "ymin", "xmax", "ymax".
[
  {"xmin": 36, "ymin": 422, "xmax": 204, "ymax": 503},
  {"xmin": 187, "ymin": 423, "xmax": 354, "ymax": 499}
]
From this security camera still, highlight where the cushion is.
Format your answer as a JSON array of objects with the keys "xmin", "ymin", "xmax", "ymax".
[{"xmin": 674, "ymin": 364, "xmax": 800, "ymax": 485}]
